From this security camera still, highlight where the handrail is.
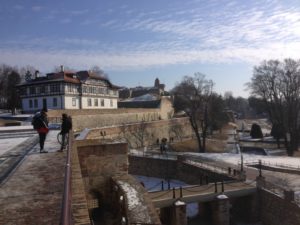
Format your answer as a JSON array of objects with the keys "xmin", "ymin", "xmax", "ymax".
[{"xmin": 60, "ymin": 130, "xmax": 73, "ymax": 225}]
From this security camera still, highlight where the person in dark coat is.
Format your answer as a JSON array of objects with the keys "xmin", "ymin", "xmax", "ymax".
[
  {"xmin": 35, "ymin": 108, "xmax": 49, "ymax": 153},
  {"xmin": 58, "ymin": 113, "xmax": 72, "ymax": 152}
]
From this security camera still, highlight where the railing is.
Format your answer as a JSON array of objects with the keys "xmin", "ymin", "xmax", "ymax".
[
  {"xmin": 60, "ymin": 131, "xmax": 73, "ymax": 225},
  {"xmin": 243, "ymin": 159, "xmax": 300, "ymax": 171},
  {"xmin": 260, "ymin": 180, "xmax": 285, "ymax": 197},
  {"xmin": 150, "ymin": 180, "xmax": 256, "ymax": 202}
]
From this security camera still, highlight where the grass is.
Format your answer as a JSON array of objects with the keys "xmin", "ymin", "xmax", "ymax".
[{"xmin": 170, "ymin": 134, "xmax": 228, "ymax": 153}]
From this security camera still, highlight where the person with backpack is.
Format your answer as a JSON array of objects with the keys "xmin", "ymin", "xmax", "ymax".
[
  {"xmin": 32, "ymin": 107, "xmax": 49, "ymax": 153},
  {"xmin": 57, "ymin": 113, "xmax": 72, "ymax": 152}
]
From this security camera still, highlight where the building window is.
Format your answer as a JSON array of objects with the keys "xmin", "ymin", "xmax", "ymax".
[
  {"xmin": 110, "ymin": 99, "xmax": 113, "ymax": 107},
  {"xmin": 50, "ymin": 84, "xmax": 60, "ymax": 93},
  {"xmin": 68, "ymin": 84, "xmax": 72, "ymax": 93},
  {"xmin": 101, "ymin": 99, "xmax": 104, "ymax": 107},
  {"xmin": 20, "ymin": 87, "xmax": 27, "ymax": 95},
  {"xmin": 53, "ymin": 98, "xmax": 57, "ymax": 107},
  {"xmin": 87, "ymin": 98, "xmax": 92, "ymax": 107},
  {"xmin": 72, "ymin": 98, "xmax": 76, "ymax": 106},
  {"xmin": 29, "ymin": 99, "xmax": 33, "ymax": 108},
  {"xmin": 94, "ymin": 98, "xmax": 98, "ymax": 106},
  {"xmin": 29, "ymin": 87, "xmax": 36, "ymax": 95},
  {"xmin": 34, "ymin": 99, "xmax": 38, "ymax": 108}
]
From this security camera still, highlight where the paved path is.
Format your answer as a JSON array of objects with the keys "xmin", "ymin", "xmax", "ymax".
[{"xmin": 0, "ymin": 130, "xmax": 67, "ymax": 225}]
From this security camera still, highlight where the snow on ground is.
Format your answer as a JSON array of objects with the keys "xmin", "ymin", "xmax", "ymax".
[
  {"xmin": 0, "ymin": 137, "xmax": 29, "ymax": 156},
  {"xmin": 117, "ymin": 180, "xmax": 152, "ymax": 223},
  {"xmin": 188, "ymin": 152, "xmax": 300, "ymax": 169},
  {"xmin": 135, "ymin": 175, "xmax": 198, "ymax": 217},
  {"xmin": 0, "ymin": 125, "xmax": 33, "ymax": 131},
  {"xmin": 0, "ymin": 113, "xmax": 33, "ymax": 118},
  {"xmin": 75, "ymin": 128, "xmax": 90, "ymax": 140}
]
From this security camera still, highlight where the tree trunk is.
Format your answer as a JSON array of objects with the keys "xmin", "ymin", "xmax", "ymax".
[{"xmin": 189, "ymin": 117, "xmax": 203, "ymax": 152}]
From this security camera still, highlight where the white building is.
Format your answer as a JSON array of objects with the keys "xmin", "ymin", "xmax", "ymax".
[{"xmin": 17, "ymin": 68, "xmax": 119, "ymax": 113}]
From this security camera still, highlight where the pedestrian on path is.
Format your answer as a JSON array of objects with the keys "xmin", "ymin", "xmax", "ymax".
[
  {"xmin": 57, "ymin": 113, "xmax": 72, "ymax": 152},
  {"xmin": 33, "ymin": 107, "xmax": 49, "ymax": 153}
]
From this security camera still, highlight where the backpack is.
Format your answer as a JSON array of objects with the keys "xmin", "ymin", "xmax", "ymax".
[{"xmin": 31, "ymin": 112, "xmax": 41, "ymax": 129}]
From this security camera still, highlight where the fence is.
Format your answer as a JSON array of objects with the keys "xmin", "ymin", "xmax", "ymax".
[{"xmin": 60, "ymin": 131, "xmax": 73, "ymax": 225}]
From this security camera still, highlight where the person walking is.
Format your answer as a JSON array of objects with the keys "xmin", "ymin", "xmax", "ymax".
[
  {"xmin": 57, "ymin": 113, "xmax": 72, "ymax": 152},
  {"xmin": 33, "ymin": 107, "xmax": 49, "ymax": 153}
]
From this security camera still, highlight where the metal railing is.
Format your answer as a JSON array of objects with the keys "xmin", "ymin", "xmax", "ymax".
[{"xmin": 60, "ymin": 131, "xmax": 73, "ymax": 225}]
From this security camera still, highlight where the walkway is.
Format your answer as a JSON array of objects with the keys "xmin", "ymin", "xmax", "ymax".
[
  {"xmin": 149, "ymin": 181, "xmax": 256, "ymax": 208},
  {"xmin": 0, "ymin": 130, "xmax": 66, "ymax": 225}
]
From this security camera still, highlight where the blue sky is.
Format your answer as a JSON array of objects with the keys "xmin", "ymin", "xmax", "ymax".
[{"xmin": 1, "ymin": 0, "xmax": 300, "ymax": 97}]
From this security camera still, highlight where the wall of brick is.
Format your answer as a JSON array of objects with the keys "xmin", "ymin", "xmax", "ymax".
[{"xmin": 259, "ymin": 189, "xmax": 300, "ymax": 225}]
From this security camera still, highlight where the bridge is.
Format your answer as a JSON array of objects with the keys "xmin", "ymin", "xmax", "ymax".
[{"xmin": 149, "ymin": 181, "xmax": 256, "ymax": 208}]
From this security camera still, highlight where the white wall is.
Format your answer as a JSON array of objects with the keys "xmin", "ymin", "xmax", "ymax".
[
  {"xmin": 64, "ymin": 96, "xmax": 80, "ymax": 109},
  {"xmin": 81, "ymin": 97, "xmax": 117, "ymax": 109},
  {"xmin": 22, "ymin": 96, "xmax": 63, "ymax": 112}
]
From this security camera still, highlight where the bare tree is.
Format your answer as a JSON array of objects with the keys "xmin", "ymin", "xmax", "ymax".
[
  {"xmin": 172, "ymin": 73, "xmax": 215, "ymax": 152},
  {"xmin": 128, "ymin": 121, "xmax": 149, "ymax": 148},
  {"xmin": 169, "ymin": 123, "xmax": 184, "ymax": 141},
  {"xmin": 248, "ymin": 59, "xmax": 300, "ymax": 155},
  {"xmin": 117, "ymin": 121, "xmax": 149, "ymax": 149},
  {"xmin": 90, "ymin": 66, "xmax": 109, "ymax": 79}
]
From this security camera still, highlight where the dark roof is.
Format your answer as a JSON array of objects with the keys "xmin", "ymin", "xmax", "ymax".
[
  {"xmin": 17, "ymin": 70, "xmax": 120, "ymax": 88},
  {"xmin": 118, "ymin": 100, "xmax": 161, "ymax": 109}
]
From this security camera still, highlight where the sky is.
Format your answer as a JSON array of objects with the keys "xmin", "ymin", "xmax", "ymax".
[{"xmin": 1, "ymin": 0, "xmax": 300, "ymax": 97}]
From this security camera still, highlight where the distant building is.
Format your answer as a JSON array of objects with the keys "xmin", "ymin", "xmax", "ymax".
[
  {"xmin": 119, "ymin": 78, "xmax": 166, "ymax": 99},
  {"xmin": 17, "ymin": 66, "xmax": 119, "ymax": 113},
  {"xmin": 118, "ymin": 78, "xmax": 174, "ymax": 119}
]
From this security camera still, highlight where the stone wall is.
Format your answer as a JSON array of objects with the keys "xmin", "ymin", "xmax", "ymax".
[
  {"xmin": 128, "ymin": 156, "xmax": 178, "ymax": 180},
  {"xmin": 111, "ymin": 174, "xmax": 161, "ymax": 225},
  {"xmin": 128, "ymin": 156, "xmax": 235, "ymax": 184},
  {"xmin": 259, "ymin": 189, "xmax": 300, "ymax": 225},
  {"xmin": 86, "ymin": 118, "xmax": 193, "ymax": 148},
  {"xmin": 176, "ymin": 162, "xmax": 236, "ymax": 184},
  {"xmin": 76, "ymin": 139, "xmax": 128, "ymax": 207},
  {"xmin": 48, "ymin": 108, "xmax": 160, "ymax": 117},
  {"xmin": 70, "ymin": 136, "xmax": 91, "ymax": 225}
]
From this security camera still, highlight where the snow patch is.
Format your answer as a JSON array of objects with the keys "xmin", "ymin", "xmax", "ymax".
[
  {"xmin": 217, "ymin": 194, "xmax": 228, "ymax": 200},
  {"xmin": 117, "ymin": 180, "xmax": 152, "ymax": 223},
  {"xmin": 75, "ymin": 128, "xmax": 90, "ymax": 140},
  {"xmin": 175, "ymin": 200, "xmax": 186, "ymax": 206}
]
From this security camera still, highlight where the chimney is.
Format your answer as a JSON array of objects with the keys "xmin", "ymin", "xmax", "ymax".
[
  {"xmin": 60, "ymin": 65, "xmax": 64, "ymax": 72},
  {"xmin": 34, "ymin": 70, "xmax": 39, "ymax": 79}
]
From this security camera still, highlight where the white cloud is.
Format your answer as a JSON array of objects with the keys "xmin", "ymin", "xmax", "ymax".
[
  {"xmin": 2, "ymin": 0, "xmax": 300, "ymax": 73},
  {"xmin": 32, "ymin": 6, "xmax": 43, "ymax": 12},
  {"xmin": 1, "ymin": 41, "xmax": 300, "ymax": 72}
]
